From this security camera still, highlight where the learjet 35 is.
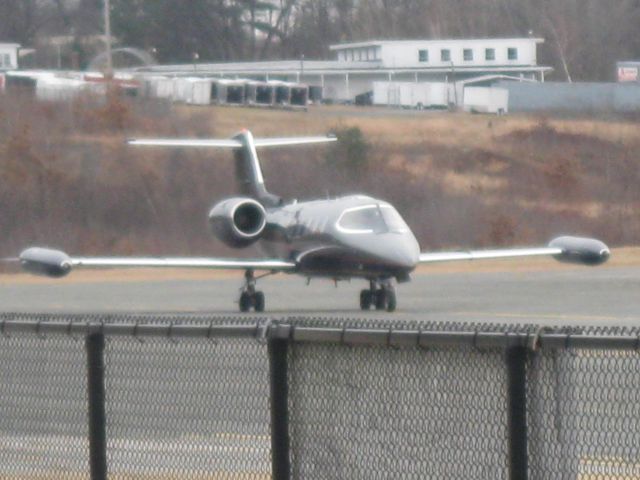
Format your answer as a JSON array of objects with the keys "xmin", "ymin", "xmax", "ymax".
[{"xmin": 19, "ymin": 130, "xmax": 610, "ymax": 312}]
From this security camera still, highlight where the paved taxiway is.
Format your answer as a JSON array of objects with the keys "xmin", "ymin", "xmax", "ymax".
[{"xmin": 1, "ymin": 263, "xmax": 638, "ymax": 327}]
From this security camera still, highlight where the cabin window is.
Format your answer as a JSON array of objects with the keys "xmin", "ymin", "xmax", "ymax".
[
  {"xmin": 419, "ymin": 49, "xmax": 429, "ymax": 62},
  {"xmin": 463, "ymin": 49, "xmax": 474, "ymax": 61},
  {"xmin": 508, "ymin": 47, "xmax": 518, "ymax": 60},
  {"xmin": 485, "ymin": 48, "xmax": 496, "ymax": 61},
  {"xmin": 441, "ymin": 49, "xmax": 451, "ymax": 62}
]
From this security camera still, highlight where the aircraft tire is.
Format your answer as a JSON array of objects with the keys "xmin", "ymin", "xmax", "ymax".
[
  {"xmin": 254, "ymin": 291, "xmax": 265, "ymax": 312},
  {"xmin": 360, "ymin": 290, "xmax": 372, "ymax": 310},
  {"xmin": 386, "ymin": 289, "xmax": 397, "ymax": 312},
  {"xmin": 239, "ymin": 292, "xmax": 252, "ymax": 312},
  {"xmin": 375, "ymin": 289, "xmax": 387, "ymax": 310}
]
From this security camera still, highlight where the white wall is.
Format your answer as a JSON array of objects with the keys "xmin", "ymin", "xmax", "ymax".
[{"xmin": 374, "ymin": 39, "xmax": 539, "ymax": 69}]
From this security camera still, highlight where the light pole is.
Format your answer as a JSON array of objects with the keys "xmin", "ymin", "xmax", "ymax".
[
  {"xmin": 104, "ymin": 0, "xmax": 113, "ymax": 76},
  {"xmin": 192, "ymin": 52, "xmax": 199, "ymax": 72}
]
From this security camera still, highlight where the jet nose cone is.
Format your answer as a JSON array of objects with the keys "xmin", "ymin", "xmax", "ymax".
[{"xmin": 386, "ymin": 234, "xmax": 420, "ymax": 269}]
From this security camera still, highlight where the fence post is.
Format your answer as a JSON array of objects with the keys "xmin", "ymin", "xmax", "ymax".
[
  {"xmin": 268, "ymin": 329, "xmax": 291, "ymax": 480},
  {"xmin": 86, "ymin": 332, "xmax": 108, "ymax": 480},
  {"xmin": 506, "ymin": 345, "xmax": 528, "ymax": 480}
]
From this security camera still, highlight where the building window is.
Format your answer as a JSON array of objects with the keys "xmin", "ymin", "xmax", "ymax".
[
  {"xmin": 419, "ymin": 49, "xmax": 429, "ymax": 62},
  {"xmin": 485, "ymin": 48, "xmax": 496, "ymax": 61},
  {"xmin": 463, "ymin": 49, "xmax": 473, "ymax": 61},
  {"xmin": 508, "ymin": 48, "xmax": 518, "ymax": 60},
  {"xmin": 441, "ymin": 49, "xmax": 451, "ymax": 62}
]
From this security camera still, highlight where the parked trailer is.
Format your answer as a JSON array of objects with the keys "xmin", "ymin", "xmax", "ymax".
[
  {"xmin": 154, "ymin": 77, "xmax": 175, "ymax": 99},
  {"xmin": 268, "ymin": 80, "xmax": 308, "ymax": 107},
  {"xmin": 309, "ymin": 85, "xmax": 323, "ymax": 104},
  {"xmin": 245, "ymin": 80, "xmax": 274, "ymax": 107},
  {"xmin": 211, "ymin": 79, "xmax": 246, "ymax": 105},
  {"xmin": 463, "ymin": 86, "xmax": 509, "ymax": 114},
  {"xmin": 373, "ymin": 81, "xmax": 448, "ymax": 108},
  {"xmin": 36, "ymin": 76, "xmax": 105, "ymax": 102},
  {"xmin": 188, "ymin": 79, "xmax": 213, "ymax": 105}
]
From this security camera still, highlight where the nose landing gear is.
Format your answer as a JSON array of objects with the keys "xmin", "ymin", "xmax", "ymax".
[
  {"xmin": 360, "ymin": 279, "xmax": 397, "ymax": 312},
  {"xmin": 239, "ymin": 269, "xmax": 266, "ymax": 312}
]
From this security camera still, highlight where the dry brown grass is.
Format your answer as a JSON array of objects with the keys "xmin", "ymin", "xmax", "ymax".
[{"xmin": 2, "ymin": 97, "xmax": 639, "ymax": 260}]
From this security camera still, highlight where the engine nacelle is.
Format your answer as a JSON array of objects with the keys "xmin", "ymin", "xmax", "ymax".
[
  {"xmin": 549, "ymin": 236, "xmax": 610, "ymax": 266},
  {"xmin": 208, "ymin": 197, "xmax": 267, "ymax": 248}
]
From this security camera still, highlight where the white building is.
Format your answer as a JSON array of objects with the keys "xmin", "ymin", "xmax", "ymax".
[
  {"xmin": 138, "ymin": 38, "xmax": 551, "ymax": 104},
  {"xmin": 0, "ymin": 43, "xmax": 20, "ymax": 70}
]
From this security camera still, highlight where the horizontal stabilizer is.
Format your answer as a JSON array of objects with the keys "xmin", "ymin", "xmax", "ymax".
[{"xmin": 128, "ymin": 135, "xmax": 336, "ymax": 149}]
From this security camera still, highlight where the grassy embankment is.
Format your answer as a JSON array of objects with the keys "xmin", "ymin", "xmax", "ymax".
[{"xmin": 1, "ymin": 95, "xmax": 639, "ymax": 275}]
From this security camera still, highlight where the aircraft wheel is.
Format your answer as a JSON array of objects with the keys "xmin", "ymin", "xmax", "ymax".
[
  {"xmin": 254, "ymin": 291, "xmax": 265, "ymax": 312},
  {"xmin": 360, "ymin": 290, "xmax": 373, "ymax": 310},
  {"xmin": 386, "ymin": 288, "xmax": 397, "ymax": 312},
  {"xmin": 239, "ymin": 292, "xmax": 252, "ymax": 312},
  {"xmin": 375, "ymin": 289, "xmax": 387, "ymax": 310}
]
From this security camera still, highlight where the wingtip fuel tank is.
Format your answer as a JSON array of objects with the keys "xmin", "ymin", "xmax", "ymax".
[
  {"xmin": 549, "ymin": 236, "xmax": 610, "ymax": 266},
  {"xmin": 19, "ymin": 247, "xmax": 72, "ymax": 278}
]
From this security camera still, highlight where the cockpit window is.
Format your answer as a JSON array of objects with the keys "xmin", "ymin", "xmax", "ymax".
[
  {"xmin": 380, "ymin": 205, "xmax": 410, "ymax": 233},
  {"xmin": 337, "ymin": 204, "xmax": 409, "ymax": 234}
]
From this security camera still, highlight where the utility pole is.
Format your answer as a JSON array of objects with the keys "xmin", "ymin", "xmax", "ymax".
[{"xmin": 104, "ymin": 0, "xmax": 113, "ymax": 76}]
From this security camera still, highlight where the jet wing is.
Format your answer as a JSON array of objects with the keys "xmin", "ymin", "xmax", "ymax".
[
  {"xmin": 419, "ymin": 247, "xmax": 562, "ymax": 263},
  {"xmin": 419, "ymin": 237, "xmax": 610, "ymax": 266},
  {"xmin": 19, "ymin": 247, "xmax": 296, "ymax": 278}
]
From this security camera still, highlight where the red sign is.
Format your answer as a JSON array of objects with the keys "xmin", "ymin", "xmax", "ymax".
[{"xmin": 618, "ymin": 67, "xmax": 638, "ymax": 82}]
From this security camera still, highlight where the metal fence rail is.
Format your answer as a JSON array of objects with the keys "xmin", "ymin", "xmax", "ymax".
[{"xmin": 1, "ymin": 313, "xmax": 640, "ymax": 479}]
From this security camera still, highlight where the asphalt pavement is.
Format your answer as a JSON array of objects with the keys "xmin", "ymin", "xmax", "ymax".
[{"xmin": 0, "ymin": 265, "xmax": 638, "ymax": 327}]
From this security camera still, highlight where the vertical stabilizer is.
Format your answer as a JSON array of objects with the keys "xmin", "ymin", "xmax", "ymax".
[{"xmin": 232, "ymin": 130, "xmax": 282, "ymax": 207}]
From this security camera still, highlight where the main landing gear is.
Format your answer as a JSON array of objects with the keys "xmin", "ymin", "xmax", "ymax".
[
  {"xmin": 360, "ymin": 279, "xmax": 397, "ymax": 312},
  {"xmin": 239, "ymin": 269, "xmax": 265, "ymax": 312}
]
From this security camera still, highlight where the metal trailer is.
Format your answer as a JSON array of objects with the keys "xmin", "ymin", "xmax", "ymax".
[
  {"xmin": 289, "ymin": 83, "xmax": 309, "ymax": 107},
  {"xmin": 308, "ymin": 85, "xmax": 323, "ymax": 104},
  {"xmin": 212, "ymin": 79, "xmax": 247, "ymax": 105},
  {"xmin": 188, "ymin": 79, "xmax": 214, "ymax": 105},
  {"xmin": 154, "ymin": 77, "xmax": 175, "ymax": 99},
  {"xmin": 463, "ymin": 86, "xmax": 509, "ymax": 114},
  {"xmin": 172, "ymin": 77, "xmax": 200, "ymax": 103},
  {"xmin": 268, "ymin": 80, "xmax": 308, "ymax": 108},
  {"xmin": 244, "ymin": 80, "xmax": 275, "ymax": 107},
  {"xmin": 373, "ymin": 81, "xmax": 448, "ymax": 108},
  {"xmin": 36, "ymin": 76, "xmax": 88, "ymax": 102}
]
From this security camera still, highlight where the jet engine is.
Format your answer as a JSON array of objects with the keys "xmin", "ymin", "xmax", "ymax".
[{"xmin": 208, "ymin": 197, "xmax": 267, "ymax": 248}]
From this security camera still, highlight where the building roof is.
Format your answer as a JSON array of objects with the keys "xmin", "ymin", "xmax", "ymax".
[
  {"xmin": 138, "ymin": 60, "xmax": 551, "ymax": 76},
  {"xmin": 329, "ymin": 38, "xmax": 545, "ymax": 50},
  {"xmin": 0, "ymin": 43, "xmax": 21, "ymax": 48}
]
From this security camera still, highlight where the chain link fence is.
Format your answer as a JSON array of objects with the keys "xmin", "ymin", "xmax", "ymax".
[{"xmin": 1, "ymin": 313, "xmax": 640, "ymax": 479}]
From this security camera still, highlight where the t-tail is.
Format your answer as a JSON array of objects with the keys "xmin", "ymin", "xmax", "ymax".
[{"xmin": 128, "ymin": 130, "xmax": 336, "ymax": 207}]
